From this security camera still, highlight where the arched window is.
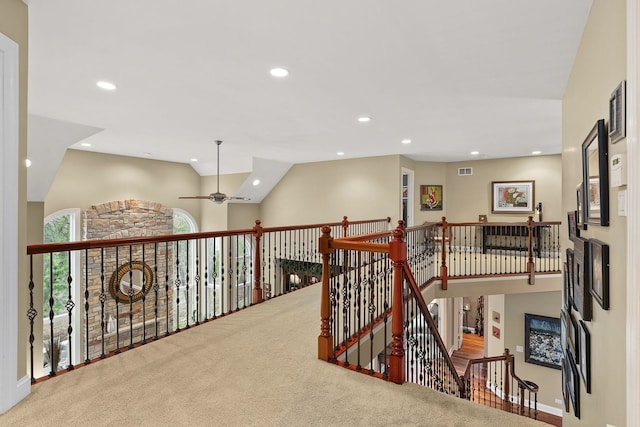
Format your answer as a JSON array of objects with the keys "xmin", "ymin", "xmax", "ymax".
[
  {"xmin": 173, "ymin": 209, "xmax": 198, "ymax": 327},
  {"xmin": 42, "ymin": 208, "xmax": 81, "ymax": 374}
]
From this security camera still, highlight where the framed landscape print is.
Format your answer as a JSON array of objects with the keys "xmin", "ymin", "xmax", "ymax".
[
  {"xmin": 524, "ymin": 313, "xmax": 562, "ymax": 370},
  {"xmin": 581, "ymin": 119, "xmax": 609, "ymax": 226},
  {"xmin": 589, "ymin": 239, "xmax": 610, "ymax": 310},
  {"xmin": 491, "ymin": 180, "xmax": 535, "ymax": 213},
  {"xmin": 420, "ymin": 185, "xmax": 443, "ymax": 211}
]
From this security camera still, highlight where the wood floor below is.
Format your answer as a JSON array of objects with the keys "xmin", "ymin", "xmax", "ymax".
[{"xmin": 451, "ymin": 332, "xmax": 562, "ymax": 427}]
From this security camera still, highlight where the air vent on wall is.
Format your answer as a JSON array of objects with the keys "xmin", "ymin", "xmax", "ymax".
[{"xmin": 458, "ymin": 167, "xmax": 473, "ymax": 176}]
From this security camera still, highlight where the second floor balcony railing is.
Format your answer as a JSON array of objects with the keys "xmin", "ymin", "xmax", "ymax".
[{"xmin": 26, "ymin": 216, "xmax": 391, "ymax": 382}]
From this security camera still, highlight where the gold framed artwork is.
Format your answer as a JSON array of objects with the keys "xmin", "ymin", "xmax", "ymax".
[{"xmin": 420, "ymin": 185, "xmax": 443, "ymax": 211}]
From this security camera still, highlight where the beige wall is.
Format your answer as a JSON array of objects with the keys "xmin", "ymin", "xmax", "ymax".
[
  {"xmin": 45, "ymin": 150, "xmax": 203, "ymax": 226},
  {"xmin": 504, "ymin": 291, "xmax": 562, "ymax": 413},
  {"xmin": 445, "ymin": 155, "xmax": 562, "ymax": 223},
  {"xmin": 403, "ymin": 158, "xmax": 448, "ymax": 225},
  {"xmin": 197, "ymin": 172, "xmax": 250, "ymax": 232},
  {"xmin": 1, "ymin": 0, "xmax": 29, "ymax": 381},
  {"xmin": 486, "ymin": 294, "xmax": 505, "ymax": 357},
  {"xmin": 259, "ymin": 155, "xmax": 401, "ymax": 228},
  {"xmin": 562, "ymin": 1, "xmax": 627, "ymax": 426}
]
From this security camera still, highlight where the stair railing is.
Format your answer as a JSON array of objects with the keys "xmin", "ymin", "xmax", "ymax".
[{"xmin": 463, "ymin": 348, "xmax": 539, "ymax": 420}]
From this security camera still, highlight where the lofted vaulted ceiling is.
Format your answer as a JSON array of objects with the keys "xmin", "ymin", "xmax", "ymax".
[{"xmin": 25, "ymin": 0, "xmax": 592, "ymax": 201}]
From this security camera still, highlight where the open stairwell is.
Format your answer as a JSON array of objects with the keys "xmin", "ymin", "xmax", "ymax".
[{"xmin": 1, "ymin": 284, "xmax": 550, "ymax": 426}]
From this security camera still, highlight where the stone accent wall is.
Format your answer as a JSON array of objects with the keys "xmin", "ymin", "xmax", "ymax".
[{"xmin": 83, "ymin": 200, "xmax": 174, "ymax": 359}]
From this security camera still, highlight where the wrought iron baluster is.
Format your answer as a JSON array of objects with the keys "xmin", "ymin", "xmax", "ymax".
[
  {"xmin": 84, "ymin": 249, "xmax": 90, "ymax": 363},
  {"xmin": 100, "ymin": 248, "xmax": 106, "ymax": 357},
  {"xmin": 164, "ymin": 242, "xmax": 170, "ymax": 337},
  {"xmin": 185, "ymin": 239, "xmax": 190, "ymax": 328},
  {"xmin": 128, "ymin": 248, "xmax": 134, "ymax": 349},
  {"xmin": 114, "ymin": 248, "xmax": 121, "ymax": 354},
  {"xmin": 65, "ymin": 251, "xmax": 74, "ymax": 369},
  {"xmin": 194, "ymin": 239, "xmax": 200, "ymax": 323},
  {"xmin": 27, "ymin": 256, "xmax": 37, "ymax": 383},
  {"xmin": 141, "ymin": 245, "xmax": 148, "ymax": 343},
  {"xmin": 153, "ymin": 243, "xmax": 159, "ymax": 338},
  {"xmin": 204, "ymin": 240, "xmax": 209, "ymax": 321}
]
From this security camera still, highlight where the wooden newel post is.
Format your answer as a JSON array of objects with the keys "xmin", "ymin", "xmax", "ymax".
[
  {"xmin": 252, "ymin": 220, "xmax": 264, "ymax": 304},
  {"xmin": 342, "ymin": 216, "xmax": 349, "ymax": 238},
  {"xmin": 388, "ymin": 225, "xmax": 406, "ymax": 384},
  {"xmin": 503, "ymin": 348, "xmax": 513, "ymax": 413},
  {"xmin": 318, "ymin": 226, "xmax": 335, "ymax": 361},
  {"xmin": 526, "ymin": 216, "xmax": 535, "ymax": 285},
  {"xmin": 440, "ymin": 217, "xmax": 449, "ymax": 290}
]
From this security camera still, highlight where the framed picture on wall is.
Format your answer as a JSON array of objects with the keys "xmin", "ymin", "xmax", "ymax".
[
  {"xmin": 609, "ymin": 80, "xmax": 626, "ymax": 144},
  {"xmin": 420, "ymin": 185, "xmax": 443, "ymax": 211},
  {"xmin": 567, "ymin": 211, "xmax": 580, "ymax": 243},
  {"xmin": 524, "ymin": 313, "xmax": 562, "ymax": 370},
  {"xmin": 578, "ymin": 320, "xmax": 591, "ymax": 393},
  {"xmin": 581, "ymin": 119, "xmax": 609, "ymax": 226},
  {"xmin": 576, "ymin": 183, "xmax": 587, "ymax": 230},
  {"xmin": 572, "ymin": 237, "xmax": 592, "ymax": 321},
  {"xmin": 491, "ymin": 180, "xmax": 535, "ymax": 213},
  {"xmin": 589, "ymin": 239, "xmax": 610, "ymax": 310}
]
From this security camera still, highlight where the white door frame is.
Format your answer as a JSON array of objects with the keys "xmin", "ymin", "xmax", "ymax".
[
  {"xmin": 627, "ymin": 1, "xmax": 640, "ymax": 425},
  {"xmin": 0, "ymin": 31, "xmax": 29, "ymax": 414},
  {"xmin": 401, "ymin": 168, "xmax": 414, "ymax": 227}
]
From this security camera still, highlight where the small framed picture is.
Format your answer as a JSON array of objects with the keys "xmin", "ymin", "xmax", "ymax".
[
  {"xmin": 576, "ymin": 183, "xmax": 587, "ymax": 231},
  {"xmin": 491, "ymin": 180, "xmax": 535, "ymax": 214},
  {"xmin": 590, "ymin": 239, "xmax": 610, "ymax": 310},
  {"xmin": 609, "ymin": 80, "xmax": 626, "ymax": 144},
  {"xmin": 567, "ymin": 211, "xmax": 580, "ymax": 243},
  {"xmin": 420, "ymin": 185, "xmax": 443, "ymax": 211},
  {"xmin": 578, "ymin": 320, "xmax": 591, "ymax": 393},
  {"xmin": 582, "ymin": 119, "xmax": 609, "ymax": 226}
]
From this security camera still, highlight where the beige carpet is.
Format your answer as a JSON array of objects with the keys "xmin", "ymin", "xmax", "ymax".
[{"xmin": 1, "ymin": 284, "xmax": 548, "ymax": 426}]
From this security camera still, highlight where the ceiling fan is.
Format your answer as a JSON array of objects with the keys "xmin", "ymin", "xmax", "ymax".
[{"xmin": 179, "ymin": 140, "xmax": 250, "ymax": 204}]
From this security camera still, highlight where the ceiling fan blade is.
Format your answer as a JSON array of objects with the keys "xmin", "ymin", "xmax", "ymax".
[
  {"xmin": 227, "ymin": 196, "xmax": 251, "ymax": 201},
  {"xmin": 178, "ymin": 196, "xmax": 212, "ymax": 199}
]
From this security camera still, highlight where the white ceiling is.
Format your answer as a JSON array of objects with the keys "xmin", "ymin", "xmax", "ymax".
[{"xmin": 25, "ymin": 0, "xmax": 592, "ymax": 201}]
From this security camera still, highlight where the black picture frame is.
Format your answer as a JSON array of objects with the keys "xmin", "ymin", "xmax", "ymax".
[
  {"xmin": 568, "ymin": 310, "xmax": 579, "ymax": 362},
  {"xmin": 567, "ymin": 210, "xmax": 580, "ymax": 243},
  {"xmin": 562, "ymin": 355, "xmax": 571, "ymax": 412},
  {"xmin": 563, "ymin": 262, "xmax": 570, "ymax": 310},
  {"xmin": 524, "ymin": 313, "xmax": 562, "ymax": 370},
  {"xmin": 576, "ymin": 183, "xmax": 587, "ymax": 231},
  {"xmin": 561, "ymin": 309, "xmax": 569, "ymax": 356},
  {"xmin": 578, "ymin": 320, "xmax": 591, "ymax": 393},
  {"xmin": 566, "ymin": 249, "xmax": 575, "ymax": 310},
  {"xmin": 572, "ymin": 237, "xmax": 592, "ymax": 321},
  {"xmin": 609, "ymin": 80, "xmax": 626, "ymax": 144},
  {"xmin": 581, "ymin": 119, "xmax": 609, "ymax": 226},
  {"xmin": 589, "ymin": 239, "xmax": 610, "ymax": 310},
  {"xmin": 567, "ymin": 351, "xmax": 580, "ymax": 418}
]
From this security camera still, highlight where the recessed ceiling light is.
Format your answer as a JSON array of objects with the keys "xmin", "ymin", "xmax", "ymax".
[
  {"xmin": 270, "ymin": 67, "xmax": 289, "ymax": 77},
  {"xmin": 190, "ymin": 158, "xmax": 198, "ymax": 162},
  {"xmin": 470, "ymin": 151, "xmax": 480, "ymax": 156},
  {"xmin": 401, "ymin": 139, "xmax": 412, "ymax": 144},
  {"xmin": 25, "ymin": 159, "xmax": 31, "ymax": 168},
  {"xmin": 357, "ymin": 116, "xmax": 371, "ymax": 123},
  {"xmin": 532, "ymin": 150, "xmax": 542, "ymax": 155},
  {"xmin": 253, "ymin": 179, "xmax": 260, "ymax": 186},
  {"xmin": 81, "ymin": 142, "xmax": 91, "ymax": 147},
  {"xmin": 143, "ymin": 152, "xmax": 152, "ymax": 157},
  {"xmin": 96, "ymin": 81, "xmax": 117, "ymax": 90},
  {"xmin": 337, "ymin": 152, "xmax": 345, "ymax": 156}
]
